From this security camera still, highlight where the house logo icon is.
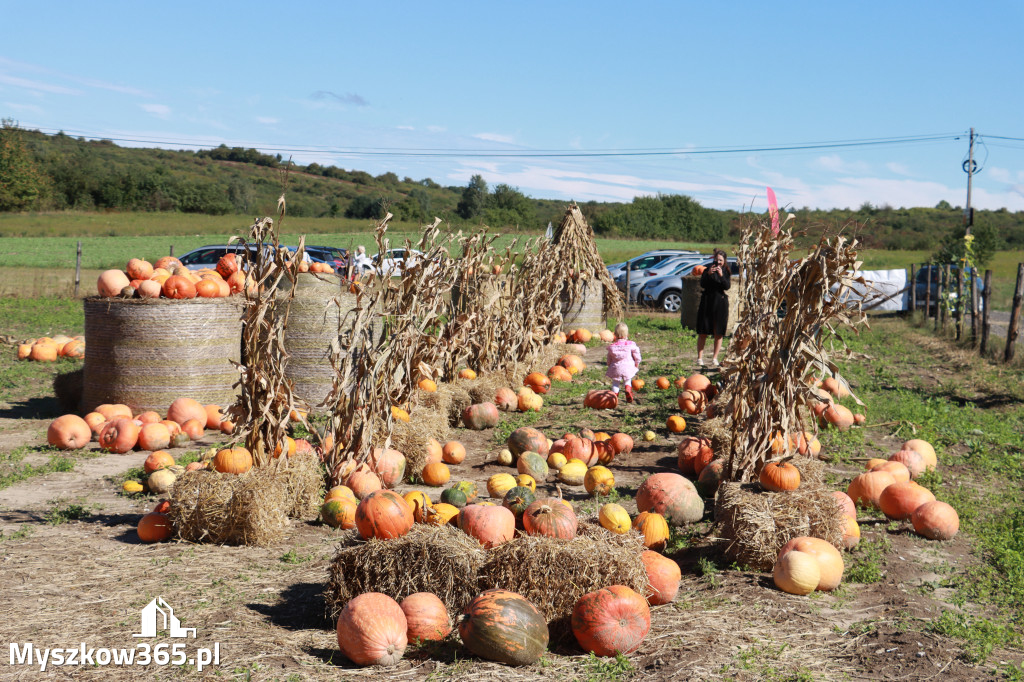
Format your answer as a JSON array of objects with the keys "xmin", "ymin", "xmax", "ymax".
[{"xmin": 133, "ymin": 597, "xmax": 196, "ymax": 638}]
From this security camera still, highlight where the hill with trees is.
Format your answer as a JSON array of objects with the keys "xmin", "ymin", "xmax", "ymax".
[{"xmin": 2, "ymin": 120, "xmax": 1022, "ymax": 264}]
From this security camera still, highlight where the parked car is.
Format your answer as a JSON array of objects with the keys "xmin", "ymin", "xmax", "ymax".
[
  {"xmin": 914, "ymin": 264, "xmax": 984, "ymax": 311},
  {"xmin": 615, "ymin": 254, "xmax": 708, "ymax": 292},
  {"xmin": 638, "ymin": 258, "xmax": 740, "ymax": 313},
  {"xmin": 373, "ymin": 248, "xmax": 430, "ymax": 276},
  {"xmin": 178, "ymin": 244, "xmax": 287, "ymax": 271},
  {"xmin": 305, "ymin": 245, "xmax": 349, "ymax": 271},
  {"xmin": 606, "ymin": 249, "xmax": 700, "ymax": 280}
]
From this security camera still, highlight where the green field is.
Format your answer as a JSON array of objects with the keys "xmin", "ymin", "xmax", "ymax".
[{"xmin": 0, "ymin": 212, "xmax": 1021, "ymax": 310}]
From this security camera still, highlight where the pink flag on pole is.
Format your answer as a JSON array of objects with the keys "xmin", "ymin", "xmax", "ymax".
[{"xmin": 767, "ymin": 187, "xmax": 780, "ymax": 235}]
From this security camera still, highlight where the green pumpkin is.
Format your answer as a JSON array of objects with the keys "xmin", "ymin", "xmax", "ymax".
[
  {"xmin": 452, "ymin": 480, "xmax": 479, "ymax": 503},
  {"xmin": 502, "ymin": 486, "xmax": 536, "ymax": 520},
  {"xmin": 441, "ymin": 486, "xmax": 469, "ymax": 509}
]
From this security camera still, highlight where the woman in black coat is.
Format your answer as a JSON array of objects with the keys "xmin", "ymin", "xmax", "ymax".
[{"xmin": 695, "ymin": 249, "xmax": 730, "ymax": 367}]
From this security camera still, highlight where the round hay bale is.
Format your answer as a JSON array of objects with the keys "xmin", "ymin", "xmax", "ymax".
[
  {"xmin": 680, "ymin": 276, "xmax": 741, "ymax": 336},
  {"xmin": 713, "ymin": 481, "xmax": 845, "ymax": 570},
  {"xmin": 278, "ymin": 273, "xmax": 381, "ymax": 412},
  {"xmin": 561, "ymin": 279, "xmax": 605, "ymax": 333},
  {"xmin": 82, "ymin": 297, "xmax": 243, "ymax": 414}
]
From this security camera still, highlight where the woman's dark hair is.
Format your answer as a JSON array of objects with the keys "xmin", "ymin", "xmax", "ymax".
[{"xmin": 713, "ymin": 248, "xmax": 727, "ymax": 261}]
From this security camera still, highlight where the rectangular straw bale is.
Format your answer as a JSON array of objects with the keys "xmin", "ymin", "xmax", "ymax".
[
  {"xmin": 168, "ymin": 468, "xmax": 290, "ymax": 546},
  {"xmin": 713, "ymin": 482, "xmax": 845, "ymax": 570},
  {"xmin": 324, "ymin": 525, "xmax": 487, "ymax": 621},
  {"xmin": 275, "ymin": 452, "xmax": 325, "ymax": 520},
  {"xmin": 479, "ymin": 522, "xmax": 648, "ymax": 628}
]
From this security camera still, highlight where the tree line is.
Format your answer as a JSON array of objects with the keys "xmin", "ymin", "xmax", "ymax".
[{"xmin": 2, "ymin": 121, "xmax": 1022, "ymax": 264}]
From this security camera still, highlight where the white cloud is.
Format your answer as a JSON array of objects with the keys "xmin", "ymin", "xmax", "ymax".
[
  {"xmin": 140, "ymin": 104, "xmax": 171, "ymax": 119},
  {"xmin": 812, "ymin": 154, "xmax": 871, "ymax": 174},
  {"xmin": 2, "ymin": 101, "xmax": 45, "ymax": 115},
  {"xmin": 886, "ymin": 162, "xmax": 911, "ymax": 176},
  {"xmin": 426, "ymin": 125, "xmax": 446, "ymax": 133},
  {"xmin": 256, "ymin": 116, "xmax": 278, "ymax": 124},
  {"xmin": 0, "ymin": 73, "xmax": 81, "ymax": 95},
  {"xmin": 396, "ymin": 125, "xmax": 415, "ymax": 131},
  {"xmin": 473, "ymin": 132, "xmax": 515, "ymax": 145}
]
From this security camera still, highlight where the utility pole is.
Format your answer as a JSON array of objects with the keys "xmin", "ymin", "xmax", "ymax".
[{"xmin": 964, "ymin": 127, "xmax": 975, "ymax": 236}]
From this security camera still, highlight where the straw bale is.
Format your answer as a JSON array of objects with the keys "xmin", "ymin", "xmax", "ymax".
[
  {"xmin": 53, "ymin": 368, "xmax": 84, "ymax": 414},
  {"xmin": 713, "ymin": 481, "xmax": 845, "ymax": 570},
  {"xmin": 275, "ymin": 452, "xmax": 325, "ymax": 520},
  {"xmin": 698, "ymin": 415, "xmax": 733, "ymax": 460},
  {"xmin": 440, "ymin": 382, "xmax": 473, "ymax": 427},
  {"xmin": 81, "ymin": 296, "xmax": 244, "ymax": 414},
  {"xmin": 324, "ymin": 524, "xmax": 487, "ymax": 620},
  {"xmin": 168, "ymin": 467, "xmax": 291, "ymax": 546},
  {"xmin": 479, "ymin": 522, "xmax": 648, "ymax": 630},
  {"xmin": 390, "ymin": 416, "xmax": 447, "ymax": 479}
]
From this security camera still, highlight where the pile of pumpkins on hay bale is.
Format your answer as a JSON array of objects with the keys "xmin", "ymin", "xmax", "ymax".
[
  {"xmin": 43, "ymin": 396, "xmax": 314, "ymax": 543},
  {"xmin": 95, "ymin": 254, "xmax": 252, "ymax": 300},
  {"xmin": 14, "ymin": 333, "xmax": 85, "ymax": 362}
]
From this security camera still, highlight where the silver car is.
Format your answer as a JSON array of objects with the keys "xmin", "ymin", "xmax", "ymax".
[
  {"xmin": 606, "ymin": 249, "xmax": 699, "ymax": 280},
  {"xmin": 616, "ymin": 254, "xmax": 708, "ymax": 293},
  {"xmin": 638, "ymin": 258, "xmax": 739, "ymax": 312}
]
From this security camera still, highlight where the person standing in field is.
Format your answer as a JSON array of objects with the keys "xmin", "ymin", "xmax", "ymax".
[
  {"xmin": 695, "ymin": 249, "xmax": 730, "ymax": 368},
  {"xmin": 606, "ymin": 322, "xmax": 642, "ymax": 403}
]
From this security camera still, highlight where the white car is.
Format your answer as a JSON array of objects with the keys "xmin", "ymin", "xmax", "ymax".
[{"xmin": 373, "ymin": 248, "xmax": 428, "ymax": 276}]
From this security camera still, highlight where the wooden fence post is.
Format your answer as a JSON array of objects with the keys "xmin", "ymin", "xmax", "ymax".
[
  {"xmin": 955, "ymin": 267, "xmax": 964, "ymax": 340},
  {"xmin": 909, "ymin": 264, "xmax": 916, "ymax": 316},
  {"xmin": 970, "ymin": 273, "xmax": 979, "ymax": 346},
  {"xmin": 980, "ymin": 269, "xmax": 992, "ymax": 355},
  {"xmin": 169, "ymin": 245, "xmax": 175, "ymax": 257},
  {"xmin": 1004, "ymin": 263, "xmax": 1024, "ymax": 363},
  {"xmin": 74, "ymin": 241, "xmax": 82, "ymax": 297},
  {"xmin": 939, "ymin": 265, "xmax": 949, "ymax": 332},
  {"xmin": 924, "ymin": 265, "xmax": 932, "ymax": 321}
]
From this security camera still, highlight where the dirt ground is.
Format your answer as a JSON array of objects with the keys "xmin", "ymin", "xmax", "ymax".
[{"xmin": 0, "ymin": 331, "xmax": 1020, "ymax": 681}]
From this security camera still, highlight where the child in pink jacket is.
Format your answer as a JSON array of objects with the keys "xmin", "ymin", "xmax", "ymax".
[{"xmin": 605, "ymin": 322, "xmax": 642, "ymax": 403}]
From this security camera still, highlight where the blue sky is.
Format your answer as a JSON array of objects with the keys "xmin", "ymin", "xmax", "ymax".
[{"xmin": 3, "ymin": 1, "xmax": 1024, "ymax": 214}]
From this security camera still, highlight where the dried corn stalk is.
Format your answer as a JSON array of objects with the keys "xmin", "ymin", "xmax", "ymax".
[
  {"xmin": 552, "ymin": 203, "xmax": 623, "ymax": 322},
  {"xmin": 720, "ymin": 212, "xmax": 867, "ymax": 482},
  {"xmin": 224, "ymin": 199, "xmax": 305, "ymax": 467}
]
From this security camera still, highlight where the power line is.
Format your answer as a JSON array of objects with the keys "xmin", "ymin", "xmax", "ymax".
[{"xmin": 26, "ymin": 125, "xmax": 965, "ymax": 159}]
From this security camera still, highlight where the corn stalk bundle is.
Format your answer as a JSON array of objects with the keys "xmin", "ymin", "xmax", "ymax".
[
  {"xmin": 720, "ymin": 213, "xmax": 867, "ymax": 482},
  {"xmin": 223, "ymin": 203, "xmax": 305, "ymax": 468},
  {"xmin": 552, "ymin": 203, "xmax": 624, "ymax": 322}
]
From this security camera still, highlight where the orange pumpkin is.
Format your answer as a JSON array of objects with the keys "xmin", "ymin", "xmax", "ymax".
[
  {"xmin": 902, "ymin": 439, "xmax": 937, "ymax": 471},
  {"xmin": 846, "ymin": 471, "xmax": 896, "ymax": 509},
  {"xmin": 417, "ymin": 378, "xmax": 438, "ymax": 392},
  {"xmin": 631, "ymin": 378, "xmax": 645, "ymax": 390},
  {"xmin": 162, "ymin": 275, "xmax": 197, "ymax": 299},
  {"xmin": 458, "ymin": 590, "xmax": 548, "ymax": 666},
  {"xmin": 759, "ymin": 460, "xmax": 801, "ymax": 492},
  {"xmin": 608, "ymin": 433, "xmax": 634, "ymax": 456},
  {"xmin": 167, "ymin": 397, "xmax": 207, "ymax": 426},
  {"xmin": 832, "ymin": 491, "xmax": 857, "ymax": 520},
  {"xmin": 583, "ymin": 389, "xmax": 618, "ymax": 410},
  {"xmin": 137, "ymin": 423, "xmax": 171, "ymax": 451},
  {"xmin": 213, "ymin": 447, "xmax": 253, "ymax": 474},
  {"xmin": 425, "ymin": 438, "xmax": 444, "ymax": 465},
  {"xmin": 368, "ymin": 447, "xmax": 407, "ymax": 487},
  {"xmin": 655, "ymin": 376, "xmax": 671, "ymax": 390},
  {"xmin": 336, "ymin": 592, "xmax": 407, "ymax": 666},
  {"xmin": 666, "ymin": 415, "xmax": 687, "ymax": 433},
  {"xmin": 46, "ymin": 414, "xmax": 92, "ymax": 450},
  {"xmin": 494, "ymin": 387, "xmax": 518, "ymax": 412},
  {"xmin": 523, "ymin": 372, "xmax": 551, "ymax": 395},
  {"xmin": 676, "ymin": 436, "xmax": 713, "ymax": 476},
  {"xmin": 636, "ymin": 473, "xmax": 704, "ymax": 526},
  {"xmin": 355, "ymin": 490, "xmax": 414, "ymax": 540},
  {"xmin": 870, "ymin": 460, "xmax": 911, "ymax": 484},
  {"xmin": 459, "ymin": 504, "xmax": 515, "ymax": 548},
  {"xmin": 878, "ymin": 481, "xmax": 935, "ymax": 521},
  {"xmin": 563, "ymin": 437, "xmax": 597, "ymax": 467},
  {"xmin": 678, "ymin": 389, "xmax": 706, "ymax": 415},
  {"xmin": 180, "ymin": 418, "xmax": 204, "ymax": 440},
  {"xmin": 633, "ymin": 511, "xmax": 670, "ymax": 551},
  {"xmin": 321, "ymin": 498, "xmax": 358, "ymax": 529},
  {"xmin": 98, "ymin": 418, "xmax": 140, "ymax": 454},
  {"xmin": 216, "ymin": 253, "xmax": 239, "ymax": 279},
  {"xmin": 522, "ymin": 497, "xmax": 577, "ymax": 539},
  {"xmin": 912, "ymin": 500, "xmax": 959, "ymax": 540},
  {"xmin": 558, "ymin": 354, "xmax": 586, "ymax": 374},
  {"xmin": 143, "ymin": 450, "xmax": 175, "ymax": 474},
  {"xmin": 126, "ymin": 258, "xmax": 154, "ymax": 281},
  {"xmin": 442, "ymin": 441, "xmax": 466, "ymax": 464},
  {"xmin": 97, "ymin": 269, "xmax": 131, "ymax": 297},
  {"xmin": 547, "ymin": 365, "xmax": 573, "ymax": 382},
  {"xmin": 400, "ymin": 593, "xmax": 452, "ymax": 643},
  {"xmin": 458, "ymin": 368, "xmax": 477, "ymax": 380},
  {"xmin": 889, "ymin": 449, "xmax": 926, "ymax": 479},
  {"xmin": 641, "ymin": 551, "xmax": 681, "ymax": 605},
  {"xmin": 195, "ymin": 279, "xmax": 220, "ymax": 298},
  {"xmin": 421, "ymin": 462, "xmax": 451, "ymax": 487},
  {"xmin": 571, "ymin": 585, "xmax": 651, "ymax": 657},
  {"xmin": 137, "ymin": 512, "xmax": 173, "ymax": 543},
  {"xmin": 346, "ymin": 470, "xmax": 383, "ymax": 499}
]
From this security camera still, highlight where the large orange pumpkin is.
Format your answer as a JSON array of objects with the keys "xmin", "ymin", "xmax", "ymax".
[
  {"xmin": 347, "ymin": 469, "xmax": 383, "ymax": 499},
  {"xmin": 583, "ymin": 389, "xmax": 618, "ymax": 409},
  {"xmin": 355, "ymin": 490, "xmax": 414, "ymax": 540},
  {"xmin": 633, "ymin": 511, "xmax": 670, "ymax": 551},
  {"xmin": 400, "ymin": 593, "xmax": 451, "ymax": 643},
  {"xmin": 846, "ymin": 471, "xmax": 896, "ymax": 509},
  {"xmin": 822, "ymin": 403, "xmax": 855, "ymax": 430},
  {"xmin": 888, "ymin": 449, "xmax": 926, "ymax": 479},
  {"xmin": 143, "ymin": 450, "xmax": 175, "ymax": 474},
  {"xmin": 458, "ymin": 504, "xmax": 515, "ymax": 548},
  {"xmin": 507, "ymin": 427, "xmax": 549, "ymax": 457},
  {"xmin": 558, "ymin": 354, "xmax": 586, "ymax": 375},
  {"xmin": 421, "ymin": 462, "xmax": 451, "ymax": 487},
  {"xmin": 368, "ymin": 447, "xmax": 407, "ymax": 487},
  {"xmin": 609, "ymin": 433, "xmax": 634, "ymax": 455},
  {"xmin": 911, "ymin": 500, "xmax": 959, "ymax": 540},
  {"xmin": 162, "ymin": 275, "xmax": 197, "ymax": 299},
  {"xmin": 126, "ymin": 258, "xmax": 153, "ymax": 281},
  {"xmin": 777, "ymin": 537, "xmax": 845, "ymax": 591},
  {"xmin": 870, "ymin": 460, "xmax": 911, "ymax": 484},
  {"xmin": 878, "ymin": 481, "xmax": 935, "ymax": 521},
  {"xmin": 678, "ymin": 389, "xmax": 706, "ymax": 415},
  {"xmin": 321, "ymin": 498, "xmax": 358, "ymax": 529},
  {"xmin": 563, "ymin": 437, "xmax": 597, "ymax": 467},
  {"xmin": 47, "ymin": 414, "xmax": 92, "ymax": 450},
  {"xmin": 523, "ymin": 372, "xmax": 551, "ymax": 395},
  {"xmin": 547, "ymin": 365, "xmax": 573, "ymax": 382},
  {"xmin": 137, "ymin": 422, "xmax": 171, "ymax": 451},
  {"xmin": 463, "ymin": 402, "xmax": 500, "ymax": 430},
  {"xmin": 494, "ymin": 387, "xmax": 518, "ymax": 412},
  {"xmin": 336, "ymin": 592, "xmax": 408, "ymax": 666},
  {"xmin": 216, "ymin": 253, "xmax": 240, "ymax": 279},
  {"xmin": 97, "ymin": 269, "xmax": 131, "ymax": 297},
  {"xmin": 666, "ymin": 415, "xmax": 687, "ymax": 433},
  {"xmin": 655, "ymin": 376, "xmax": 671, "ymax": 390},
  {"xmin": 166, "ymin": 397, "xmax": 207, "ymax": 426},
  {"xmin": 902, "ymin": 439, "xmax": 937, "ymax": 471},
  {"xmin": 676, "ymin": 436, "xmax": 713, "ymax": 476},
  {"xmin": 458, "ymin": 590, "xmax": 548, "ymax": 666},
  {"xmin": 522, "ymin": 497, "xmax": 577, "ymax": 539},
  {"xmin": 759, "ymin": 460, "xmax": 801, "ymax": 492},
  {"xmin": 636, "ymin": 473, "xmax": 704, "ymax": 525},
  {"xmin": 98, "ymin": 418, "xmax": 140, "ymax": 454},
  {"xmin": 641, "ymin": 551, "xmax": 681, "ymax": 605},
  {"xmin": 571, "ymin": 585, "xmax": 651, "ymax": 657}
]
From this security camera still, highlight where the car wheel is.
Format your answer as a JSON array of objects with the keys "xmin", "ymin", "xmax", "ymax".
[{"xmin": 660, "ymin": 290, "xmax": 682, "ymax": 313}]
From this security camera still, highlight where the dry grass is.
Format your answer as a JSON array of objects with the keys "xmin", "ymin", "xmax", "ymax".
[{"xmin": 168, "ymin": 468, "xmax": 291, "ymax": 546}]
